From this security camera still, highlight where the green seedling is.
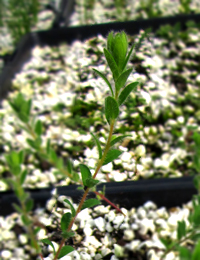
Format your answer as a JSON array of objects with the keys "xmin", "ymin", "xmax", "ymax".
[
  {"xmin": 5, "ymin": 150, "xmax": 43, "ymax": 259},
  {"xmin": 5, "ymin": 30, "xmax": 148, "ymax": 259},
  {"xmin": 49, "ymin": 30, "xmax": 141, "ymax": 260}
]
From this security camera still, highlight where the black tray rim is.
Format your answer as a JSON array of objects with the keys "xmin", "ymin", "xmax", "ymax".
[{"xmin": 0, "ymin": 176, "xmax": 197, "ymax": 216}]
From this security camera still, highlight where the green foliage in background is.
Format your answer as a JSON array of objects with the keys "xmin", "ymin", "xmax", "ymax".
[{"xmin": 0, "ymin": 0, "xmax": 40, "ymax": 45}]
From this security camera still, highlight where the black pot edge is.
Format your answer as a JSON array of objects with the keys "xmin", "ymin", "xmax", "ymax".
[
  {"xmin": 51, "ymin": 0, "xmax": 75, "ymax": 29},
  {"xmin": 0, "ymin": 176, "xmax": 197, "ymax": 216},
  {"xmin": 1, "ymin": 13, "xmax": 200, "ymax": 101}
]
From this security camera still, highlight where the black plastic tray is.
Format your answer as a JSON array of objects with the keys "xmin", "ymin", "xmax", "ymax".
[
  {"xmin": 50, "ymin": 0, "xmax": 75, "ymax": 28},
  {"xmin": 1, "ymin": 13, "xmax": 200, "ymax": 101},
  {"xmin": 0, "ymin": 176, "xmax": 197, "ymax": 216}
]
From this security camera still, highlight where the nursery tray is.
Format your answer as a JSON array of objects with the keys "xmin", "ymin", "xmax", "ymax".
[
  {"xmin": 0, "ymin": 14, "xmax": 199, "ymax": 216},
  {"xmin": 0, "ymin": 176, "xmax": 197, "ymax": 216},
  {"xmin": 1, "ymin": 13, "xmax": 200, "ymax": 101}
]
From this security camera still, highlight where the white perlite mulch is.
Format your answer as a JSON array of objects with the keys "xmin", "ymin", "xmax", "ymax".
[{"xmin": 0, "ymin": 190, "xmax": 192, "ymax": 260}]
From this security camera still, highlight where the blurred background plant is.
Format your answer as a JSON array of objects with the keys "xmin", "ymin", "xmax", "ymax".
[{"xmin": 0, "ymin": 0, "xmax": 40, "ymax": 47}]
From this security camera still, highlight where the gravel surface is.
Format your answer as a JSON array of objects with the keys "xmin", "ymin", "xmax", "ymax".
[
  {"xmin": 69, "ymin": 0, "xmax": 200, "ymax": 26},
  {"xmin": 0, "ymin": 191, "xmax": 193, "ymax": 260}
]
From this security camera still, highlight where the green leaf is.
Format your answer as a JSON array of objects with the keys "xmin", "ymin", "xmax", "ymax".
[
  {"xmin": 191, "ymin": 232, "xmax": 200, "ymax": 241},
  {"xmin": 107, "ymin": 31, "xmax": 128, "ymax": 73},
  {"xmin": 178, "ymin": 246, "xmax": 191, "ymax": 260},
  {"xmin": 93, "ymin": 68, "xmax": 114, "ymax": 96},
  {"xmin": 121, "ymin": 44, "xmax": 135, "ymax": 72},
  {"xmin": 12, "ymin": 165, "xmax": 21, "ymax": 176},
  {"xmin": 72, "ymin": 172, "xmax": 80, "ymax": 182},
  {"xmin": 56, "ymin": 157, "xmax": 64, "ymax": 170},
  {"xmin": 15, "ymin": 188, "xmax": 28, "ymax": 202},
  {"xmin": 49, "ymin": 149, "xmax": 58, "ymax": 163},
  {"xmin": 105, "ymin": 96, "xmax": 119, "ymax": 124},
  {"xmin": 34, "ymin": 227, "xmax": 41, "ymax": 235},
  {"xmin": 159, "ymin": 237, "xmax": 170, "ymax": 249},
  {"xmin": 160, "ymin": 238, "xmax": 177, "ymax": 252},
  {"xmin": 61, "ymin": 212, "xmax": 71, "ymax": 232},
  {"xmin": 103, "ymin": 149, "xmax": 123, "ymax": 165},
  {"xmin": 115, "ymin": 68, "xmax": 133, "ymax": 92},
  {"xmin": 193, "ymin": 154, "xmax": 200, "ymax": 172},
  {"xmin": 18, "ymin": 124, "xmax": 30, "ymax": 134},
  {"xmin": 36, "ymin": 137, "xmax": 42, "ymax": 148},
  {"xmin": 192, "ymin": 240, "xmax": 200, "ymax": 260},
  {"xmin": 20, "ymin": 169, "xmax": 28, "ymax": 185},
  {"xmin": 79, "ymin": 164, "xmax": 92, "ymax": 186},
  {"xmin": 58, "ymin": 245, "xmax": 74, "ymax": 259},
  {"xmin": 122, "ymin": 29, "xmax": 150, "ymax": 72},
  {"xmin": 10, "ymin": 151, "xmax": 20, "ymax": 165},
  {"xmin": 18, "ymin": 150, "xmax": 24, "ymax": 164},
  {"xmin": 177, "ymin": 220, "xmax": 186, "ymax": 240},
  {"xmin": 19, "ymin": 100, "xmax": 32, "ymax": 123},
  {"xmin": 193, "ymin": 132, "xmax": 200, "ymax": 147},
  {"xmin": 41, "ymin": 239, "xmax": 56, "ymax": 255},
  {"xmin": 190, "ymin": 203, "xmax": 200, "ymax": 226},
  {"xmin": 5, "ymin": 150, "xmax": 24, "ymax": 169},
  {"xmin": 46, "ymin": 138, "xmax": 51, "ymax": 154},
  {"xmin": 66, "ymin": 159, "xmax": 73, "ymax": 174},
  {"xmin": 118, "ymin": 82, "xmax": 138, "ymax": 106},
  {"xmin": 107, "ymin": 31, "xmax": 114, "ymax": 55},
  {"xmin": 64, "ymin": 199, "xmax": 76, "ymax": 217},
  {"xmin": 23, "ymin": 99, "xmax": 32, "ymax": 122},
  {"xmin": 21, "ymin": 214, "xmax": 32, "ymax": 226},
  {"xmin": 91, "ymin": 132, "xmax": 102, "ymax": 159},
  {"xmin": 104, "ymin": 48, "xmax": 119, "ymax": 81},
  {"xmin": 26, "ymin": 139, "xmax": 35, "ymax": 150},
  {"xmin": 5, "ymin": 152, "xmax": 22, "ymax": 175},
  {"xmin": 82, "ymin": 198, "xmax": 101, "ymax": 210},
  {"xmin": 9, "ymin": 93, "xmax": 32, "ymax": 123},
  {"xmin": 26, "ymin": 137, "xmax": 42, "ymax": 150},
  {"xmin": 34, "ymin": 120, "xmax": 43, "ymax": 136},
  {"xmin": 61, "ymin": 231, "xmax": 75, "ymax": 239},
  {"xmin": 85, "ymin": 178, "xmax": 99, "ymax": 188},
  {"xmin": 13, "ymin": 203, "xmax": 23, "ymax": 214},
  {"xmin": 25, "ymin": 199, "xmax": 33, "ymax": 212},
  {"xmin": 110, "ymin": 135, "xmax": 131, "ymax": 147},
  {"xmin": 77, "ymin": 186, "xmax": 84, "ymax": 190}
]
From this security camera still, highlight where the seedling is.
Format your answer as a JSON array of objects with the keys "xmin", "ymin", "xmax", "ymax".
[{"xmin": 5, "ymin": 30, "xmax": 148, "ymax": 259}]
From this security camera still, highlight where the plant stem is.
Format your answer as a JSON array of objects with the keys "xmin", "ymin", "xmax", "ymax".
[
  {"xmin": 93, "ymin": 119, "xmax": 115, "ymax": 179},
  {"xmin": 53, "ymin": 119, "xmax": 116, "ymax": 260},
  {"xmin": 94, "ymin": 190, "xmax": 125, "ymax": 216},
  {"xmin": 25, "ymin": 117, "xmax": 122, "ymax": 215},
  {"xmin": 20, "ymin": 195, "xmax": 42, "ymax": 257},
  {"xmin": 53, "ymin": 186, "xmax": 90, "ymax": 260}
]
